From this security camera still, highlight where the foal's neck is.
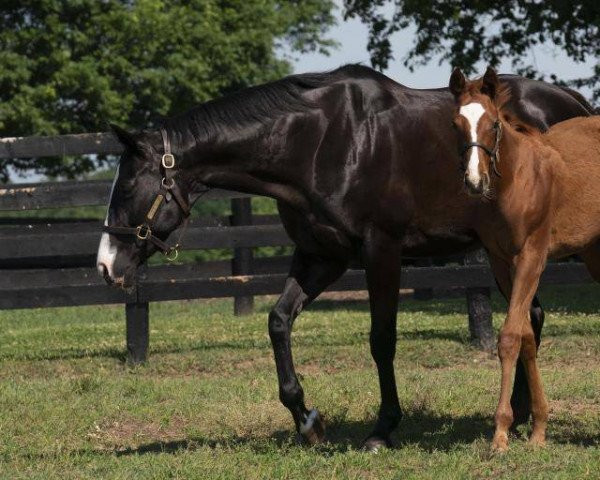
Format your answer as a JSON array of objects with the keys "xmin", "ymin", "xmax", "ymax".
[{"xmin": 495, "ymin": 123, "xmax": 545, "ymax": 191}]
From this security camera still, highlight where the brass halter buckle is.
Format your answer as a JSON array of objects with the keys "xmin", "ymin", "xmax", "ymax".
[
  {"xmin": 136, "ymin": 224, "xmax": 151, "ymax": 240},
  {"xmin": 162, "ymin": 153, "xmax": 175, "ymax": 169}
]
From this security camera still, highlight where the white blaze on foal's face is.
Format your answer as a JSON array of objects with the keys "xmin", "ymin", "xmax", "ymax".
[
  {"xmin": 96, "ymin": 165, "xmax": 120, "ymax": 280},
  {"xmin": 458, "ymin": 102, "xmax": 486, "ymax": 186}
]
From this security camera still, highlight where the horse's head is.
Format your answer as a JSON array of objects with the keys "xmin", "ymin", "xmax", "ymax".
[
  {"xmin": 97, "ymin": 125, "xmax": 192, "ymax": 289},
  {"xmin": 449, "ymin": 67, "xmax": 503, "ymax": 198}
]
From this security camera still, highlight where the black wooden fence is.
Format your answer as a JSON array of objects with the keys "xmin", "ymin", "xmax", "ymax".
[{"xmin": 0, "ymin": 133, "xmax": 594, "ymax": 363}]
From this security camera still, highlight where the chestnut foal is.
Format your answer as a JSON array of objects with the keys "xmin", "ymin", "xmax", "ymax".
[{"xmin": 449, "ymin": 67, "xmax": 600, "ymax": 452}]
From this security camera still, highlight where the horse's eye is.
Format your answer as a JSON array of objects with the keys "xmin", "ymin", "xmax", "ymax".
[{"xmin": 450, "ymin": 121, "xmax": 457, "ymax": 130}]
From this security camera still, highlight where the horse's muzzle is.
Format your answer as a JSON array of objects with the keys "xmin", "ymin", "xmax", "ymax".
[{"xmin": 464, "ymin": 172, "xmax": 490, "ymax": 196}]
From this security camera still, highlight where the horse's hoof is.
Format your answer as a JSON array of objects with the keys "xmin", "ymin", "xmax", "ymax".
[
  {"xmin": 362, "ymin": 436, "xmax": 393, "ymax": 453},
  {"xmin": 528, "ymin": 432, "xmax": 546, "ymax": 448},
  {"xmin": 491, "ymin": 432, "xmax": 509, "ymax": 453},
  {"xmin": 299, "ymin": 409, "xmax": 325, "ymax": 445}
]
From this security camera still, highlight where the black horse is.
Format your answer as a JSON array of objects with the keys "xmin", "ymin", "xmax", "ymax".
[{"xmin": 97, "ymin": 65, "xmax": 593, "ymax": 450}]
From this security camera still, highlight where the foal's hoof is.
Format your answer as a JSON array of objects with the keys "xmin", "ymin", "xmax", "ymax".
[
  {"xmin": 491, "ymin": 433, "xmax": 509, "ymax": 453},
  {"xmin": 299, "ymin": 409, "xmax": 326, "ymax": 445},
  {"xmin": 528, "ymin": 432, "xmax": 546, "ymax": 448},
  {"xmin": 362, "ymin": 436, "xmax": 393, "ymax": 453}
]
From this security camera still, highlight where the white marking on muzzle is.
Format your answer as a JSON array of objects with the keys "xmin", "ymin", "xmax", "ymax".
[
  {"xmin": 96, "ymin": 165, "xmax": 120, "ymax": 279},
  {"xmin": 459, "ymin": 102, "xmax": 485, "ymax": 185}
]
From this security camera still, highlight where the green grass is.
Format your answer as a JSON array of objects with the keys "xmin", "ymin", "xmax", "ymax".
[{"xmin": 0, "ymin": 285, "xmax": 598, "ymax": 479}]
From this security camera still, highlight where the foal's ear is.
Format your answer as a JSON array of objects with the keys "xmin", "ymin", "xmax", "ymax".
[
  {"xmin": 110, "ymin": 123, "xmax": 140, "ymax": 151},
  {"xmin": 449, "ymin": 68, "xmax": 466, "ymax": 98},
  {"xmin": 481, "ymin": 67, "xmax": 499, "ymax": 100}
]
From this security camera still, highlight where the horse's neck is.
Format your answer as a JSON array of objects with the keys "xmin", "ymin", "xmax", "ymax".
[{"xmin": 182, "ymin": 114, "xmax": 316, "ymax": 211}]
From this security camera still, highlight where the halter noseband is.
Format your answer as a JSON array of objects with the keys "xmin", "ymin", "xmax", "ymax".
[
  {"xmin": 461, "ymin": 120, "xmax": 503, "ymax": 177},
  {"xmin": 102, "ymin": 128, "xmax": 208, "ymax": 261}
]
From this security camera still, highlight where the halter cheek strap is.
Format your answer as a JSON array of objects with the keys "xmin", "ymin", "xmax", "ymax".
[
  {"xmin": 461, "ymin": 120, "xmax": 503, "ymax": 177},
  {"xmin": 102, "ymin": 128, "xmax": 208, "ymax": 261}
]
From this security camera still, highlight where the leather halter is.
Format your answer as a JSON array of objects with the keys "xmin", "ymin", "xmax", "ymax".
[
  {"xmin": 102, "ymin": 128, "xmax": 206, "ymax": 261},
  {"xmin": 461, "ymin": 120, "xmax": 503, "ymax": 177}
]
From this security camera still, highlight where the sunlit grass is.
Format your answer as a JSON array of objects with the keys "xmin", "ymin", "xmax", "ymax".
[{"xmin": 0, "ymin": 285, "xmax": 598, "ymax": 479}]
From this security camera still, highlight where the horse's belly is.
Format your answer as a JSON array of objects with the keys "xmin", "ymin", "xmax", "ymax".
[
  {"xmin": 401, "ymin": 226, "xmax": 479, "ymax": 258},
  {"xmin": 277, "ymin": 203, "xmax": 354, "ymax": 259}
]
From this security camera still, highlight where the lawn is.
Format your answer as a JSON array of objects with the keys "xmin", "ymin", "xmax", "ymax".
[{"xmin": 0, "ymin": 285, "xmax": 598, "ymax": 479}]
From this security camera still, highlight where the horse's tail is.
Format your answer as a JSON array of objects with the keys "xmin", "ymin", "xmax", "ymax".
[{"xmin": 559, "ymin": 86, "xmax": 596, "ymax": 115}]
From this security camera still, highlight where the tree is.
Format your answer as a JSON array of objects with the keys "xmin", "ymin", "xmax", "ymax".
[
  {"xmin": 344, "ymin": 1, "xmax": 599, "ymax": 101},
  {"xmin": 0, "ymin": 0, "xmax": 336, "ymax": 181}
]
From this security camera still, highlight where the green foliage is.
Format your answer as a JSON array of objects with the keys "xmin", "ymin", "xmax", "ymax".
[
  {"xmin": 0, "ymin": 0, "xmax": 336, "ymax": 181},
  {"xmin": 344, "ymin": 1, "xmax": 599, "ymax": 101}
]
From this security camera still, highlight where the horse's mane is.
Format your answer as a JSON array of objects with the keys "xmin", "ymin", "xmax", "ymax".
[{"xmin": 162, "ymin": 64, "xmax": 383, "ymax": 144}]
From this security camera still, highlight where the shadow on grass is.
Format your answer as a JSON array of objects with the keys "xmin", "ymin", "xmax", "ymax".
[
  {"xmin": 2, "ymin": 316, "xmax": 598, "ymax": 362},
  {"xmin": 105, "ymin": 410, "xmax": 598, "ymax": 458},
  {"xmin": 0, "ymin": 327, "xmax": 469, "ymax": 362}
]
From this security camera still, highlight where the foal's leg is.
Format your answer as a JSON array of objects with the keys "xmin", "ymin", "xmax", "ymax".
[
  {"xmin": 519, "ymin": 314, "xmax": 549, "ymax": 446},
  {"xmin": 362, "ymin": 227, "xmax": 403, "ymax": 451},
  {"xmin": 491, "ymin": 255, "xmax": 546, "ymax": 427},
  {"xmin": 492, "ymin": 248, "xmax": 549, "ymax": 452},
  {"xmin": 512, "ymin": 295, "xmax": 545, "ymax": 426},
  {"xmin": 268, "ymin": 249, "xmax": 347, "ymax": 444}
]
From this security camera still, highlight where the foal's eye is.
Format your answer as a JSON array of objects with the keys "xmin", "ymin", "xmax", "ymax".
[{"xmin": 450, "ymin": 121, "xmax": 457, "ymax": 130}]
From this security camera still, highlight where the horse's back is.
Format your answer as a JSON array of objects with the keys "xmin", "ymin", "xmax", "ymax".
[{"xmin": 545, "ymin": 116, "xmax": 600, "ymax": 158}]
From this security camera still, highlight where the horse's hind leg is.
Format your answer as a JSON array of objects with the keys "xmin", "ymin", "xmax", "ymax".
[
  {"xmin": 361, "ymin": 227, "xmax": 403, "ymax": 452},
  {"xmin": 268, "ymin": 249, "xmax": 347, "ymax": 444}
]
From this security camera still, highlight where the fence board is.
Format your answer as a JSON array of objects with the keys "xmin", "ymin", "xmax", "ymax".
[
  {"xmin": 0, "ymin": 180, "xmax": 252, "ymax": 211},
  {"xmin": 0, "ymin": 262, "xmax": 591, "ymax": 310},
  {"xmin": 0, "ymin": 224, "xmax": 292, "ymax": 259},
  {"xmin": 0, "ymin": 132, "xmax": 122, "ymax": 159}
]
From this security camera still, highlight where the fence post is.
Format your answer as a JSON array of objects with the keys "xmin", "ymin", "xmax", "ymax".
[
  {"xmin": 464, "ymin": 249, "xmax": 495, "ymax": 351},
  {"xmin": 231, "ymin": 197, "xmax": 254, "ymax": 315},
  {"xmin": 125, "ymin": 263, "xmax": 149, "ymax": 364}
]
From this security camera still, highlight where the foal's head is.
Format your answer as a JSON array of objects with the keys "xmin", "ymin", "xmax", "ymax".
[
  {"xmin": 449, "ymin": 67, "xmax": 504, "ymax": 198},
  {"xmin": 97, "ymin": 125, "xmax": 191, "ymax": 289}
]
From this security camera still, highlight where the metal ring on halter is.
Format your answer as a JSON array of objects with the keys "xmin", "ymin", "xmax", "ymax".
[
  {"xmin": 161, "ymin": 177, "xmax": 175, "ymax": 189},
  {"xmin": 136, "ymin": 224, "xmax": 151, "ymax": 240},
  {"xmin": 162, "ymin": 153, "xmax": 175, "ymax": 169},
  {"xmin": 165, "ymin": 246, "xmax": 179, "ymax": 261}
]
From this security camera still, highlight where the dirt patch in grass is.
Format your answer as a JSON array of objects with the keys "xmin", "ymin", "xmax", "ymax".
[
  {"xmin": 88, "ymin": 415, "xmax": 189, "ymax": 450},
  {"xmin": 550, "ymin": 399, "xmax": 600, "ymax": 416}
]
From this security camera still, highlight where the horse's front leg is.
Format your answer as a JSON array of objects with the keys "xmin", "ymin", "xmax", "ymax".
[
  {"xmin": 492, "ymin": 245, "xmax": 549, "ymax": 452},
  {"xmin": 268, "ymin": 249, "xmax": 347, "ymax": 444},
  {"xmin": 361, "ymin": 227, "xmax": 403, "ymax": 451}
]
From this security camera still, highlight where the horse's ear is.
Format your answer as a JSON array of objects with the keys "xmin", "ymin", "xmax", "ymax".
[
  {"xmin": 449, "ymin": 68, "xmax": 466, "ymax": 98},
  {"xmin": 482, "ymin": 66, "xmax": 499, "ymax": 100},
  {"xmin": 110, "ymin": 123, "xmax": 139, "ymax": 151}
]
